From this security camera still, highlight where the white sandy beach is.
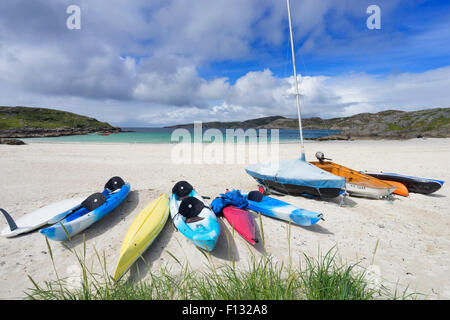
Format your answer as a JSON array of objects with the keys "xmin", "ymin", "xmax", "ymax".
[{"xmin": 0, "ymin": 138, "xmax": 449, "ymax": 299}]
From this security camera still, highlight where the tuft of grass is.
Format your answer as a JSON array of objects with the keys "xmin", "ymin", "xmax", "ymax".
[
  {"xmin": 386, "ymin": 123, "xmax": 404, "ymax": 131},
  {"xmin": 423, "ymin": 116, "xmax": 450, "ymax": 131},
  {"xmin": 298, "ymin": 249, "xmax": 378, "ymax": 300},
  {"xmin": 24, "ymin": 237, "xmax": 419, "ymax": 300}
]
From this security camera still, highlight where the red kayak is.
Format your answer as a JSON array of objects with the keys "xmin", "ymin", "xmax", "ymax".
[{"xmin": 223, "ymin": 206, "xmax": 257, "ymax": 245}]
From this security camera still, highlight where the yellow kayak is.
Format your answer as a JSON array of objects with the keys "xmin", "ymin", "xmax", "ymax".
[{"xmin": 113, "ymin": 194, "xmax": 169, "ymax": 281}]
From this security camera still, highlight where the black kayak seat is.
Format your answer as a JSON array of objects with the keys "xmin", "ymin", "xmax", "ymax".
[
  {"xmin": 82, "ymin": 193, "xmax": 107, "ymax": 211},
  {"xmin": 172, "ymin": 181, "xmax": 193, "ymax": 198},
  {"xmin": 105, "ymin": 176, "xmax": 125, "ymax": 192},
  {"xmin": 178, "ymin": 196, "xmax": 204, "ymax": 218},
  {"xmin": 247, "ymin": 190, "xmax": 264, "ymax": 202}
]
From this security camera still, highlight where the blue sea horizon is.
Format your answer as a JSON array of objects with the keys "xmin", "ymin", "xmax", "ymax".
[{"xmin": 22, "ymin": 127, "xmax": 340, "ymax": 144}]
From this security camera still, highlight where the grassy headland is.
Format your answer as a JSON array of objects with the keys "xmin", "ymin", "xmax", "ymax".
[{"xmin": 0, "ymin": 106, "xmax": 119, "ymax": 138}]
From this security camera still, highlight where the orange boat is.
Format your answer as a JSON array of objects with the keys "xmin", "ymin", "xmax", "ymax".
[
  {"xmin": 311, "ymin": 154, "xmax": 397, "ymax": 199},
  {"xmin": 381, "ymin": 180, "xmax": 408, "ymax": 197}
]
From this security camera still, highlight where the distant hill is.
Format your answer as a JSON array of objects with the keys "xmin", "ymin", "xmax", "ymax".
[
  {"xmin": 0, "ymin": 106, "xmax": 120, "ymax": 138},
  {"xmin": 166, "ymin": 115, "xmax": 286, "ymax": 129},
  {"xmin": 166, "ymin": 108, "xmax": 450, "ymax": 139}
]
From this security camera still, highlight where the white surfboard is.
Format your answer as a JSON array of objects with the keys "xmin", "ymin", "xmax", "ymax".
[{"xmin": 1, "ymin": 197, "xmax": 85, "ymax": 237}]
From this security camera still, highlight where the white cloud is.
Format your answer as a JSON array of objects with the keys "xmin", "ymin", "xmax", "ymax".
[
  {"xmin": 198, "ymin": 78, "xmax": 230, "ymax": 101},
  {"xmin": 324, "ymin": 67, "xmax": 450, "ymax": 117},
  {"xmin": 210, "ymin": 103, "xmax": 243, "ymax": 115},
  {"xmin": 209, "ymin": 66, "xmax": 450, "ymax": 122}
]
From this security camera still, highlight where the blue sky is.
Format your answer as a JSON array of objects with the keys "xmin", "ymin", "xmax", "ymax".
[
  {"xmin": 0, "ymin": 0, "xmax": 449, "ymax": 126},
  {"xmin": 200, "ymin": 0, "xmax": 450, "ymax": 82}
]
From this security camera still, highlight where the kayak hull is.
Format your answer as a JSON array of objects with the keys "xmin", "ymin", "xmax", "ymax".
[
  {"xmin": 245, "ymin": 193, "xmax": 322, "ymax": 227},
  {"xmin": 113, "ymin": 194, "xmax": 169, "ymax": 281},
  {"xmin": 311, "ymin": 161, "xmax": 397, "ymax": 199},
  {"xmin": 362, "ymin": 171, "xmax": 444, "ymax": 194},
  {"xmin": 223, "ymin": 206, "xmax": 257, "ymax": 245},
  {"xmin": 40, "ymin": 183, "xmax": 131, "ymax": 241},
  {"xmin": 170, "ymin": 190, "xmax": 220, "ymax": 251}
]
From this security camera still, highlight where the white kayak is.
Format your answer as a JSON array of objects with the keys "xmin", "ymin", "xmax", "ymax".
[{"xmin": 1, "ymin": 197, "xmax": 85, "ymax": 237}]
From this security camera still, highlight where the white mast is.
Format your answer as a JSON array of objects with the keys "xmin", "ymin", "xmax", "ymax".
[{"xmin": 286, "ymin": 0, "xmax": 306, "ymax": 161}]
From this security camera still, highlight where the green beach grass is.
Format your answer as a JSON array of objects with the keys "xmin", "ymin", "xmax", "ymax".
[{"xmin": 24, "ymin": 229, "xmax": 419, "ymax": 300}]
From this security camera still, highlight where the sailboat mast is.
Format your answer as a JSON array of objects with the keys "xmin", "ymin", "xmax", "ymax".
[{"xmin": 286, "ymin": 0, "xmax": 306, "ymax": 161}]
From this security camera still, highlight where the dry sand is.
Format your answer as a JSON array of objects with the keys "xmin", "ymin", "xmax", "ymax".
[{"xmin": 0, "ymin": 138, "xmax": 449, "ymax": 299}]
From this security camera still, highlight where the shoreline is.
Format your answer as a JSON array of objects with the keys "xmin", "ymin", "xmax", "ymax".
[
  {"xmin": 15, "ymin": 136, "xmax": 445, "ymax": 146},
  {"xmin": 0, "ymin": 139, "xmax": 449, "ymax": 299}
]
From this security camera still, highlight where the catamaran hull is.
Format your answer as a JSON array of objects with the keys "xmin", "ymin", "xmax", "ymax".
[{"xmin": 249, "ymin": 176, "xmax": 342, "ymax": 198}]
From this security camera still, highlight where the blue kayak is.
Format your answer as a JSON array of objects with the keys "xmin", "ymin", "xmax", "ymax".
[
  {"xmin": 244, "ymin": 191, "xmax": 323, "ymax": 227},
  {"xmin": 40, "ymin": 178, "xmax": 130, "ymax": 241}
]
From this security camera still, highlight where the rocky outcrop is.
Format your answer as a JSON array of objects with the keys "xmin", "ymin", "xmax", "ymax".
[
  {"xmin": 316, "ymin": 134, "xmax": 352, "ymax": 141},
  {"xmin": 0, "ymin": 127, "xmax": 120, "ymax": 139},
  {"xmin": 0, "ymin": 138, "xmax": 26, "ymax": 145}
]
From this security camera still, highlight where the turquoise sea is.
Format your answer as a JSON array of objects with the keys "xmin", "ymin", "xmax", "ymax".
[{"xmin": 22, "ymin": 128, "xmax": 340, "ymax": 144}]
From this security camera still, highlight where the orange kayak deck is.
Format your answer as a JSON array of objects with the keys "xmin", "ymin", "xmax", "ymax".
[{"xmin": 310, "ymin": 161, "xmax": 397, "ymax": 191}]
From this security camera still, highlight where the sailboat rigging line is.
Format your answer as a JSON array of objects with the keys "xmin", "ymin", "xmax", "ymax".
[{"xmin": 286, "ymin": 0, "xmax": 306, "ymax": 161}]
